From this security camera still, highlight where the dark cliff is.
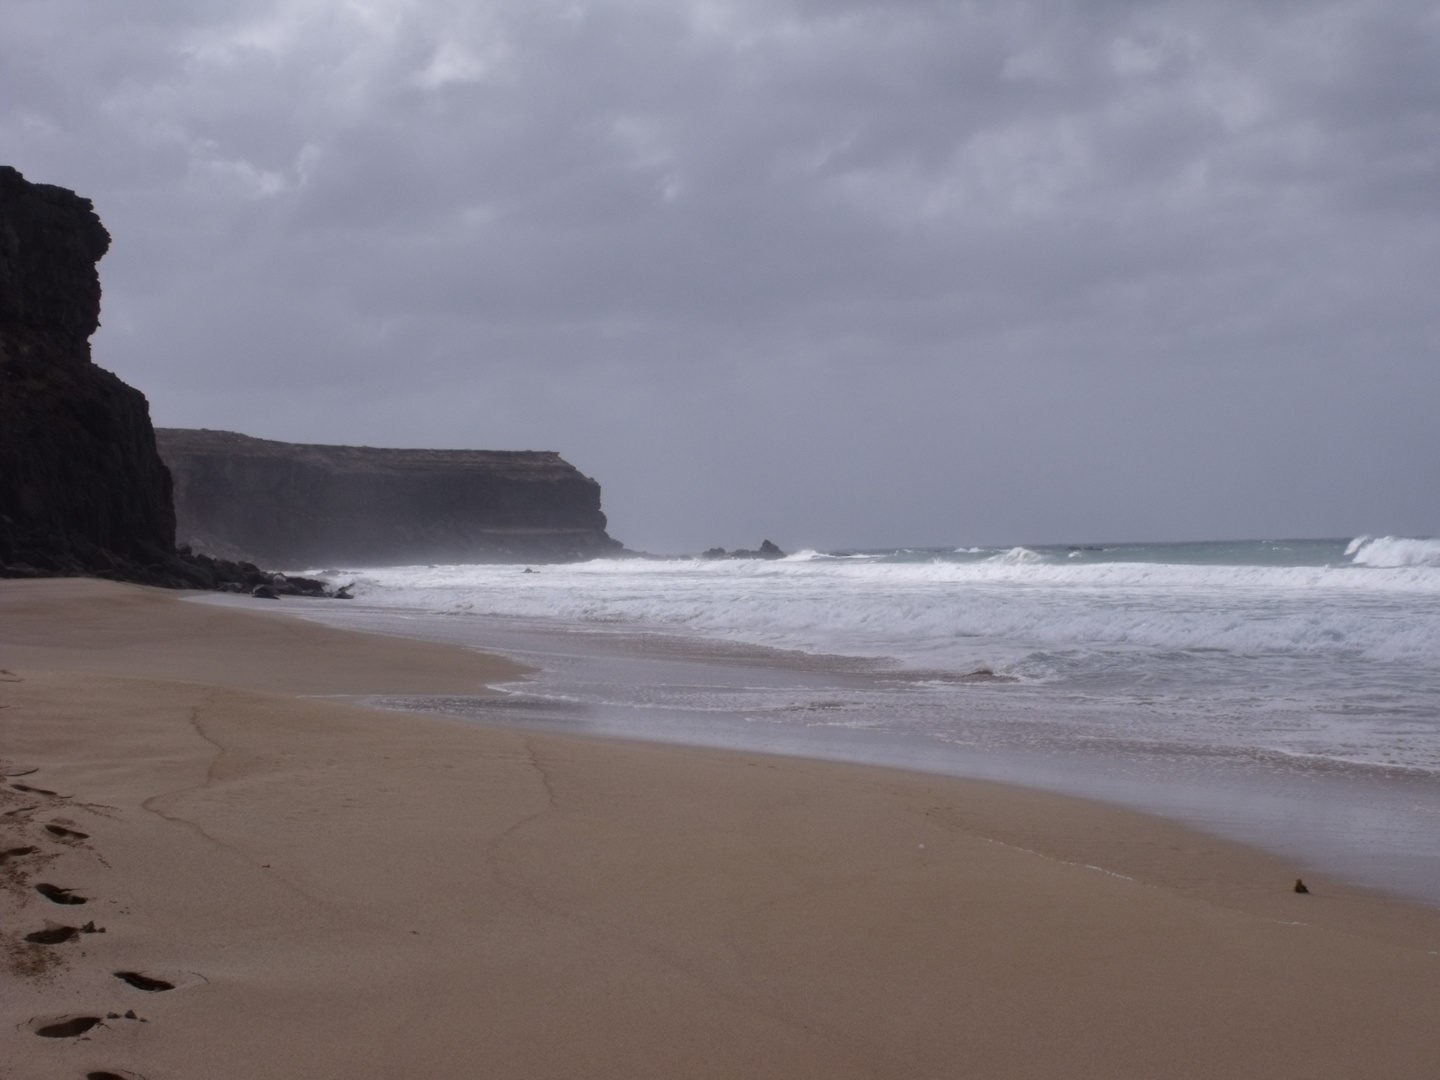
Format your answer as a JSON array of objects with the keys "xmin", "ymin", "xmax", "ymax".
[
  {"xmin": 0, "ymin": 162, "xmax": 622, "ymax": 584},
  {"xmin": 0, "ymin": 165, "xmax": 178, "ymax": 573},
  {"xmin": 156, "ymin": 428, "xmax": 624, "ymax": 567}
]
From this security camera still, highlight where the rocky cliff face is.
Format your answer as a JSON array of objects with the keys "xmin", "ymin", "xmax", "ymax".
[
  {"xmin": 0, "ymin": 163, "xmax": 623, "ymax": 583},
  {"xmin": 156, "ymin": 428, "xmax": 624, "ymax": 567},
  {"xmin": 0, "ymin": 165, "xmax": 178, "ymax": 574}
]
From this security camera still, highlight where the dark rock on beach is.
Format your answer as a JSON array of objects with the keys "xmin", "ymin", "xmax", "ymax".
[{"xmin": 156, "ymin": 428, "xmax": 625, "ymax": 567}]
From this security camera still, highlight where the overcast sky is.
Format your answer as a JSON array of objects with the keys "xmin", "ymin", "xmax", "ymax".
[{"xmin": 5, "ymin": 0, "xmax": 1437, "ymax": 551}]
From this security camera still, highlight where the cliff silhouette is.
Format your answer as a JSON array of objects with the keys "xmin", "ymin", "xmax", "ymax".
[
  {"xmin": 158, "ymin": 429, "xmax": 623, "ymax": 567},
  {"xmin": 0, "ymin": 165, "xmax": 178, "ymax": 577},
  {"xmin": 1, "ymin": 165, "xmax": 622, "ymax": 584}
]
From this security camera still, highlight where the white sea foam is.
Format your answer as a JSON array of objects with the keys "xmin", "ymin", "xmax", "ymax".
[
  {"xmin": 341, "ymin": 545, "xmax": 1440, "ymax": 671},
  {"xmin": 294, "ymin": 538, "xmax": 1440, "ymax": 779},
  {"xmin": 277, "ymin": 540, "xmax": 1440, "ymax": 899},
  {"xmin": 1348, "ymin": 535, "xmax": 1440, "ymax": 568}
]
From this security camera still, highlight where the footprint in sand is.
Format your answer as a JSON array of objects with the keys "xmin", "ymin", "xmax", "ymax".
[
  {"xmin": 32, "ymin": 1015, "xmax": 103, "ymax": 1038},
  {"xmin": 25, "ymin": 925, "xmax": 81, "ymax": 945},
  {"xmin": 24, "ymin": 921, "xmax": 104, "ymax": 944},
  {"xmin": 44, "ymin": 823, "xmax": 89, "ymax": 839},
  {"xmin": 12, "ymin": 783, "xmax": 63, "ymax": 796},
  {"xmin": 28, "ymin": 1007, "xmax": 152, "ymax": 1040},
  {"xmin": 0, "ymin": 845, "xmax": 39, "ymax": 863},
  {"xmin": 113, "ymin": 971, "xmax": 175, "ymax": 992},
  {"xmin": 35, "ymin": 882, "xmax": 89, "ymax": 905},
  {"xmin": 87, "ymin": 1072, "xmax": 148, "ymax": 1080},
  {"xmin": 27, "ymin": 1012, "xmax": 146, "ymax": 1041}
]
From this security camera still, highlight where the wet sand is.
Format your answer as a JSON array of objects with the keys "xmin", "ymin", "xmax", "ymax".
[
  {"xmin": 274, "ymin": 600, "xmax": 1440, "ymax": 907},
  {"xmin": 2, "ymin": 579, "xmax": 1438, "ymax": 1079}
]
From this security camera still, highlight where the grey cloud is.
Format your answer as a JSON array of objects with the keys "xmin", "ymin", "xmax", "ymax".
[{"xmin": 3, "ymin": 0, "xmax": 1438, "ymax": 551}]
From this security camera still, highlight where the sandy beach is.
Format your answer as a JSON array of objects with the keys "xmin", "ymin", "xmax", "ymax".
[{"xmin": 2, "ymin": 579, "xmax": 1438, "ymax": 1079}]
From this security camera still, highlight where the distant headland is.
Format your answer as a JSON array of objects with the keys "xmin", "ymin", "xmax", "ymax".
[{"xmin": 157, "ymin": 428, "xmax": 625, "ymax": 568}]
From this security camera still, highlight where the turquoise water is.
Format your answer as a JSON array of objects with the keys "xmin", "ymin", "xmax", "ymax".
[{"xmin": 829, "ymin": 537, "xmax": 1358, "ymax": 566}]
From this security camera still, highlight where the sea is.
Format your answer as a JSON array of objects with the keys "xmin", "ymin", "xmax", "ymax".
[{"xmin": 250, "ymin": 535, "xmax": 1440, "ymax": 905}]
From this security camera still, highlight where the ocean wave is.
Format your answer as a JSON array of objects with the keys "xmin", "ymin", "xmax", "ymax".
[
  {"xmin": 557, "ymin": 551, "xmax": 1440, "ymax": 594},
  {"xmin": 304, "ymin": 542, "xmax": 1440, "ymax": 801},
  {"xmin": 989, "ymin": 546, "xmax": 1043, "ymax": 564},
  {"xmin": 346, "ymin": 552, "xmax": 1440, "ymax": 669},
  {"xmin": 1347, "ymin": 536, "xmax": 1440, "ymax": 568}
]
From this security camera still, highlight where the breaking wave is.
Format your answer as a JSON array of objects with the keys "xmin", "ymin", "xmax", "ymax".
[
  {"xmin": 340, "ymin": 540, "xmax": 1440, "ymax": 671},
  {"xmin": 296, "ymin": 536, "xmax": 1440, "ymax": 780},
  {"xmin": 1347, "ymin": 535, "xmax": 1440, "ymax": 568}
]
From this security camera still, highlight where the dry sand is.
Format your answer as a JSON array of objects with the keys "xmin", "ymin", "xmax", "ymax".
[{"xmin": 1, "ymin": 579, "xmax": 1437, "ymax": 1079}]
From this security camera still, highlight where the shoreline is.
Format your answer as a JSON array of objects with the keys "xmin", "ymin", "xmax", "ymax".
[
  {"xmin": 233, "ymin": 595, "xmax": 1440, "ymax": 908},
  {"xmin": 4, "ymin": 579, "xmax": 1440, "ymax": 1078}
]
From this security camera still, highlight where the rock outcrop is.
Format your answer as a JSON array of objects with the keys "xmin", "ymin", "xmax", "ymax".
[
  {"xmin": 0, "ymin": 165, "xmax": 178, "ymax": 575},
  {"xmin": 0, "ymin": 166, "xmax": 343, "ymax": 596},
  {"xmin": 701, "ymin": 540, "xmax": 786, "ymax": 560},
  {"xmin": 156, "ymin": 429, "xmax": 625, "ymax": 567}
]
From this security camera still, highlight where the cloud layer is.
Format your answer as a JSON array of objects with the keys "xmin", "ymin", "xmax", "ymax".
[{"xmin": 5, "ymin": 0, "xmax": 1438, "ymax": 549}]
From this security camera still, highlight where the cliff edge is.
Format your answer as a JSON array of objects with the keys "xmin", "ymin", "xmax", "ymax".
[
  {"xmin": 156, "ymin": 429, "xmax": 624, "ymax": 567},
  {"xmin": 0, "ymin": 165, "xmax": 178, "ymax": 573}
]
